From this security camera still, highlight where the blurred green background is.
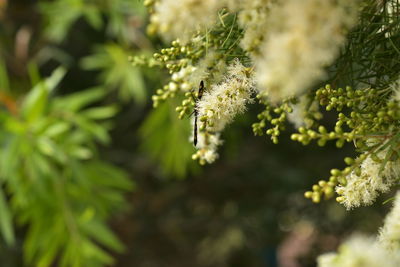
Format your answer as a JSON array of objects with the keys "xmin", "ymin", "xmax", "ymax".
[{"xmin": 0, "ymin": 1, "xmax": 391, "ymax": 267}]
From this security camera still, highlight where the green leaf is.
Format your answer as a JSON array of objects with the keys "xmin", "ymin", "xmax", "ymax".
[
  {"xmin": 81, "ymin": 219, "xmax": 124, "ymax": 252},
  {"xmin": 69, "ymin": 146, "xmax": 93, "ymax": 160},
  {"xmin": 140, "ymin": 102, "xmax": 195, "ymax": 178},
  {"xmin": 22, "ymin": 67, "xmax": 66, "ymax": 122},
  {"xmin": 74, "ymin": 117, "xmax": 110, "ymax": 144},
  {"xmin": 81, "ymin": 105, "xmax": 118, "ymax": 120},
  {"xmin": 81, "ymin": 239, "xmax": 114, "ymax": 265},
  {"xmin": 37, "ymin": 137, "xmax": 67, "ymax": 163},
  {"xmin": 84, "ymin": 161, "xmax": 133, "ymax": 190},
  {"xmin": 27, "ymin": 61, "xmax": 41, "ymax": 88},
  {"xmin": 0, "ymin": 186, "xmax": 15, "ymax": 246},
  {"xmin": 52, "ymin": 87, "xmax": 107, "ymax": 112},
  {"xmin": 43, "ymin": 122, "xmax": 71, "ymax": 138},
  {"xmin": 39, "ymin": 0, "xmax": 84, "ymax": 42},
  {"xmin": 81, "ymin": 44, "xmax": 146, "ymax": 103},
  {"xmin": 83, "ymin": 6, "xmax": 103, "ymax": 30},
  {"xmin": 41, "ymin": 67, "xmax": 67, "ymax": 92}
]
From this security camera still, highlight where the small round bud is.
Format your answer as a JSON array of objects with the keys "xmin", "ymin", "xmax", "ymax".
[
  {"xmin": 344, "ymin": 157, "xmax": 354, "ymax": 165},
  {"xmin": 304, "ymin": 191, "xmax": 313, "ymax": 198},
  {"xmin": 336, "ymin": 196, "xmax": 345, "ymax": 203},
  {"xmin": 330, "ymin": 169, "xmax": 341, "ymax": 177},
  {"xmin": 312, "ymin": 193, "xmax": 321, "ymax": 203}
]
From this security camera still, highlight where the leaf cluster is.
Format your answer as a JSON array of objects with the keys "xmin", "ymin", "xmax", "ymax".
[{"xmin": 0, "ymin": 69, "xmax": 133, "ymax": 267}]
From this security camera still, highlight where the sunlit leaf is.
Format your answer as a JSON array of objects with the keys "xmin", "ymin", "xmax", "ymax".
[
  {"xmin": 43, "ymin": 122, "xmax": 71, "ymax": 138},
  {"xmin": 81, "ymin": 105, "xmax": 118, "ymax": 120},
  {"xmin": 21, "ymin": 67, "xmax": 66, "ymax": 122}
]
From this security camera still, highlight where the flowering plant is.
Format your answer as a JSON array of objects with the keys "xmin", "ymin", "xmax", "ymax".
[{"xmin": 134, "ymin": 0, "xmax": 400, "ymax": 265}]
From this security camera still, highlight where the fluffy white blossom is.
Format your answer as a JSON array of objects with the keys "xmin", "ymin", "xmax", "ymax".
[
  {"xmin": 171, "ymin": 65, "xmax": 197, "ymax": 92},
  {"xmin": 287, "ymin": 95, "xmax": 320, "ymax": 129},
  {"xmin": 379, "ymin": 191, "xmax": 400, "ymax": 252},
  {"xmin": 151, "ymin": 0, "xmax": 225, "ymax": 43},
  {"xmin": 336, "ymin": 151, "xmax": 400, "ymax": 210},
  {"xmin": 390, "ymin": 78, "xmax": 400, "ymax": 102},
  {"xmin": 197, "ymin": 59, "xmax": 255, "ymax": 132},
  {"xmin": 186, "ymin": 50, "xmax": 227, "ymax": 90},
  {"xmin": 255, "ymin": 0, "xmax": 358, "ymax": 103},
  {"xmin": 191, "ymin": 130, "xmax": 222, "ymax": 164},
  {"xmin": 317, "ymin": 235, "xmax": 400, "ymax": 267},
  {"xmin": 237, "ymin": 0, "xmax": 272, "ymax": 55},
  {"xmin": 193, "ymin": 59, "xmax": 255, "ymax": 164}
]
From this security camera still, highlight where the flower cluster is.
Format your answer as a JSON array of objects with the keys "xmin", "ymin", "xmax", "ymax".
[
  {"xmin": 197, "ymin": 60, "xmax": 255, "ymax": 132},
  {"xmin": 379, "ymin": 192, "xmax": 400, "ymax": 252},
  {"xmin": 255, "ymin": 0, "xmax": 358, "ymax": 103},
  {"xmin": 236, "ymin": 0, "xmax": 272, "ymax": 55},
  {"xmin": 147, "ymin": 0, "xmax": 225, "ymax": 43},
  {"xmin": 141, "ymin": 1, "xmax": 400, "ymax": 204},
  {"xmin": 336, "ymin": 151, "xmax": 400, "ymax": 210},
  {"xmin": 317, "ymin": 235, "xmax": 400, "ymax": 267},
  {"xmin": 317, "ymin": 192, "xmax": 400, "ymax": 266},
  {"xmin": 192, "ymin": 59, "xmax": 255, "ymax": 164},
  {"xmin": 139, "ymin": 0, "xmax": 400, "ymax": 264}
]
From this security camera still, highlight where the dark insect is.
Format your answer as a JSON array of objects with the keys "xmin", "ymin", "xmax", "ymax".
[{"xmin": 193, "ymin": 80, "xmax": 205, "ymax": 147}]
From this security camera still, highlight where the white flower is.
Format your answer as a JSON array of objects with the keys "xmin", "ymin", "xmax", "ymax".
[
  {"xmin": 191, "ymin": 129, "xmax": 222, "ymax": 164},
  {"xmin": 255, "ymin": 0, "xmax": 358, "ymax": 103},
  {"xmin": 390, "ymin": 78, "xmax": 400, "ymax": 102},
  {"xmin": 379, "ymin": 191, "xmax": 400, "ymax": 252},
  {"xmin": 317, "ymin": 235, "xmax": 400, "ymax": 267},
  {"xmin": 237, "ymin": 0, "xmax": 272, "ymax": 55},
  {"xmin": 192, "ymin": 59, "xmax": 255, "ymax": 164},
  {"xmin": 151, "ymin": 0, "xmax": 225, "ymax": 43},
  {"xmin": 287, "ymin": 95, "xmax": 319, "ymax": 129},
  {"xmin": 336, "ymin": 150, "xmax": 400, "ymax": 210},
  {"xmin": 197, "ymin": 59, "xmax": 255, "ymax": 132},
  {"xmin": 186, "ymin": 50, "xmax": 226, "ymax": 90}
]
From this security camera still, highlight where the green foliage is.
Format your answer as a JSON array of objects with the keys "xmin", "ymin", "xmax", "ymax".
[
  {"xmin": 40, "ymin": 0, "xmax": 103, "ymax": 42},
  {"xmin": 294, "ymin": 85, "xmax": 400, "ymax": 203},
  {"xmin": 0, "ymin": 68, "xmax": 133, "ymax": 267},
  {"xmin": 140, "ymin": 101, "xmax": 196, "ymax": 178},
  {"xmin": 40, "ymin": 0, "xmax": 146, "ymax": 43},
  {"xmin": 82, "ymin": 44, "xmax": 146, "ymax": 103},
  {"xmin": 331, "ymin": 0, "xmax": 400, "ymax": 89}
]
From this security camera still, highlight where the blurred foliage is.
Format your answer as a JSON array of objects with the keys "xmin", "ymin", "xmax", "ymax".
[
  {"xmin": 0, "ymin": 67, "xmax": 133, "ymax": 267},
  {"xmin": 39, "ymin": 0, "xmax": 147, "ymax": 44},
  {"xmin": 139, "ymin": 101, "xmax": 196, "ymax": 178},
  {"xmin": 0, "ymin": 0, "xmax": 146, "ymax": 266},
  {"xmin": 81, "ymin": 44, "xmax": 146, "ymax": 102}
]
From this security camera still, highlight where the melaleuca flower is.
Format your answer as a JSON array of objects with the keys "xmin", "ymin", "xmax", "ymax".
[
  {"xmin": 255, "ymin": 0, "xmax": 358, "ymax": 103},
  {"xmin": 379, "ymin": 191, "xmax": 400, "ymax": 252},
  {"xmin": 197, "ymin": 59, "xmax": 255, "ymax": 132},
  {"xmin": 237, "ymin": 0, "xmax": 272, "ymax": 55},
  {"xmin": 191, "ymin": 129, "xmax": 222, "ymax": 165},
  {"xmin": 336, "ymin": 151, "xmax": 400, "ymax": 210},
  {"xmin": 192, "ymin": 59, "xmax": 255, "ymax": 164},
  {"xmin": 150, "ymin": 0, "xmax": 225, "ymax": 43},
  {"xmin": 317, "ymin": 235, "xmax": 400, "ymax": 267},
  {"xmin": 287, "ymin": 95, "xmax": 320, "ymax": 129}
]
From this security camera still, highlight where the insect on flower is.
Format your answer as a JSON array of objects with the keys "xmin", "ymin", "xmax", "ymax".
[{"xmin": 193, "ymin": 80, "xmax": 205, "ymax": 147}]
